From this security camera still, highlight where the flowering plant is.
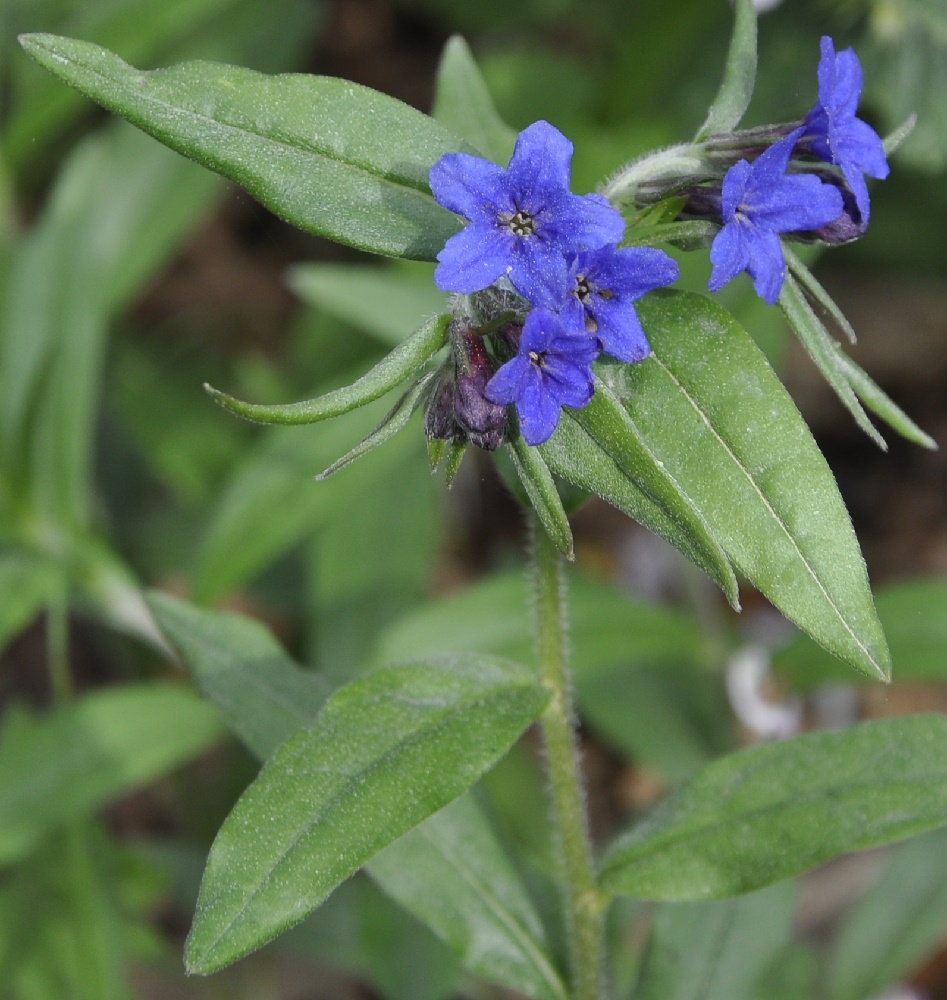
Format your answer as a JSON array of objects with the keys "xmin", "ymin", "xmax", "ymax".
[{"xmin": 14, "ymin": 2, "xmax": 947, "ymax": 999}]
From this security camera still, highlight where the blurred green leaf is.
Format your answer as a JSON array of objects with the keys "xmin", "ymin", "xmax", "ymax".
[
  {"xmin": 0, "ymin": 684, "xmax": 225, "ymax": 866},
  {"xmin": 0, "ymin": 552, "xmax": 62, "ymax": 652},
  {"xmin": 543, "ymin": 386, "xmax": 739, "ymax": 608},
  {"xmin": 367, "ymin": 793, "xmax": 569, "ymax": 1000},
  {"xmin": 600, "ymin": 715, "xmax": 947, "ymax": 900},
  {"xmin": 192, "ymin": 394, "xmax": 401, "ymax": 602},
  {"xmin": 627, "ymin": 291, "xmax": 890, "ymax": 680},
  {"xmin": 185, "ymin": 654, "xmax": 549, "ymax": 973},
  {"xmin": 631, "ymin": 882, "xmax": 796, "ymax": 1000},
  {"xmin": 579, "ymin": 661, "xmax": 731, "ymax": 783},
  {"xmin": 432, "ymin": 36, "xmax": 517, "ymax": 165},
  {"xmin": 147, "ymin": 591, "xmax": 330, "ymax": 760},
  {"xmin": 372, "ymin": 570, "xmax": 702, "ymax": 679},
  {"xmin": 19, "ymin": 34, "xmax": 466, "ymax": 259},
  {"xmin": 829, "ymin": 826, "xmax": 947, "ymax": 1000},
  {"xmin": 289, "ymin": 262, "xmax": 448, "ymax": 347},
  {"xmin": 774, "ymin": 578, "xmax": 947, "ymax": 689},
  {"xmin": 695, "ymin": 0, "xmax": 757, "ymax": 141},
  {"xmin": 0, "ymin": 123, "xmax": 220, "ymax": 531}
]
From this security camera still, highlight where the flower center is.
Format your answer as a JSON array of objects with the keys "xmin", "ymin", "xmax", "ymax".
[
  {"xmin": 508, "ymin": 210, "xmax": 536, "ymax": 237},
  {"xmin": 575, "ymin": 275, "xmax": 592, "ymax": 302},
  {"xmin": 528, "ymin": 349, "xmax": 547, "ymax": 368}
]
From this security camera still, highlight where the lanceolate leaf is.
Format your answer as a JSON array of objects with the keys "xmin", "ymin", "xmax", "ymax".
[
  {"xmin": 367, "ymin": 794, "xmax": 569, "ymax": 1000},
  {"xmin": 147, "ymin": 591, "xmax": 329, "ymax": 760},
  {"xmin": 205, "ymin": 314, "xmax": 449, "ymax": 425},
  {"xmin": 19, "ymin": 34, "xmax": 466, "ymax": 260},
  {"xmin": 600, "ymin": 715, "xmax": 947, "ymax": 900},
  {"xmin": 185, "ymin": 655, "xmax": 548, "ymax": 974},
  {"xmin": 541, "ymin": 395, "xmax": 739, "ymax": 608},
  {"xmin": 628, "ymin": 291, "xmax": 890, "ymax": 680}
]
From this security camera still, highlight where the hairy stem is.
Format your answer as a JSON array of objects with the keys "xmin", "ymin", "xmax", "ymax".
[{"xmin": 529, "ymin": 515, "xmax": 606, "ymax": 1000}]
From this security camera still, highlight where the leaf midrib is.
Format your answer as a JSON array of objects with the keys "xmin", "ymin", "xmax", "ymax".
[
  {"xmin": 38, "ymin": 39, "xmax": 440, "ymax": 197},
  {"xmin": 193, "ymin": 682, "xmax": 537, "ymax": 966},
  {"xmin": 650, "ymin": 354, "xmax": 883, "ymax": 676}
]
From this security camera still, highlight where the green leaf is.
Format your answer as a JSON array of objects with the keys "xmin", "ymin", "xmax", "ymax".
[
  {"xmin": 542, "ymin": 387, "xmax": 739, "ymax": 609},
  {"xmin": 289, "ymin": 261, "xmax": 448, "ymax": 346},
  {"xmin": 0, "ymin": 123, "xmax": 221, "ymax": 530},
  {"xmin": 18, "ymin": 34, "xmax": 466, "ymax": 259},
  {"xmin": 372, "ymin": 570, "xmax": 702, "ymax": 680},
  {"xmin": 315, "ymin": 373, "xmax": 434, "ymax": 480},
  {"xmin": 206, "ymin": 313, "xmax": 449, "ymax": 425},
  {"xmin": 0, "ymin": 684, "xmax": 225, "ymax": 866},
  {"xmin": 774, "ymin": 578, "xmax": 947, "ymax": 689},
  {"xmin": 828, "ymin": 826, "xmax": 947, "ymax": 1000},
  {"xmin": 779, "ymin": 273, "xmax": 887, "ymax": 450},
  {"xmin": 600, "ymin": 715, "xmax": 947, "ymax": 900},
  {"xmin": 507, "ymin": 435, "xmax": 574, "ymax": 561},
  {"xmin": 695, "ymin": 0, "xmax": 757, "ymax": 141},
  {"xmin": 432, "ymin": 36, "xmax": 517, "ymax": 166},
  {"xmin": 191, "ymin": 395, "xmax": 412, "ymax": 601},
  {"xmin": 185, "ymin": 654, "xmax": 549, "ymax": 973},
  {"xmin": 367, "ymin": 794, "xmax": 568, "ymax": 1000},
  {"xmin": 627, "ymin": 291, "xmax": 890, "ymax": 680},
  {"xmin": 0, "ymin": 553, "xmax": 62, "ymax": 653},
  {"xmin": 146, "ymin": 591, "xmax": 329, "ymax": 760},
  {"xmin": 631, "ymin": 882, "xmax": 796, "ymax": 1000}
]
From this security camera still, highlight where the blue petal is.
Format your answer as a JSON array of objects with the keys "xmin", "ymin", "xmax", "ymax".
[
  {"xmin": 593, "ymin": 300, "xmax": 650, "ymax": 363},
  {"xmin": 485, "ymin": 353, "xmax": 530, "ymax": 405},
  {"xmin": 841, "ymin": 164, "xmax": 872, "ymax": 223},
  {"xmin": 517, "ymin": 371, "xmax": 562, "ymax": 445},
  {"xmin": 745, "ymin": 228, "xmax": 786, "ymax": 305},
  {"xmin": 435, "ymin": 224, "xmax": 510, "ymax": 293},
  {"xmin": 544, "ymin": 358, "xmax": 595, "ymax": 410},
  {"xmin": 506, "ymin": 121, "xmax": 573, "ymax": 200},
  {"xmin": 519, "ymin": 308, "xmax": 558, "ymax": 354},
  {"xmin": 746, "ymin": 128, "xmax": 805, "ymax": 197},
  {"xmin": 584, "ymin": 245, "xmax": 679, "ymax": 301},
  {"xmin": 547, "ymin": 191, "xmax": 625, "ymax": 251},
  {"xmin": 508, "ymin": 239, "xmax": 571, "ymax": 307},
  {"xmin": 752, "ymin": 173, "xmax": 844, "ymax": 232},
  {"xmin": 708, "ymin": 222, "xmax": 749, "ymax": 292},
  {"xmin": 840, "ymin": 117, "xmax": 890, "ymax": 179},
  {"xmin": 720, "ymin": 159, "xmax": 752, "ymax": 221},
  {"xmin": 822, "ymin": 40, "xmax": 863, "ymax": 118},
  {"xmin": 429, "ymin": 153, "xmax": 510, "ymax": 221}
]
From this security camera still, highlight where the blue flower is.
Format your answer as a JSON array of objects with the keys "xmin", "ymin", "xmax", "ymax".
[
  {"xmin": 556, "ymin": 245, "xmax": 678, "ymax": 363},
  {"xmin": 429, "ymin": 121, "xmax": 625, "ymax": 304},
  {"xmin": 485, "ymin": 308, "xmax": 599, "ymax": 446},
  {"xmin": 802, "ymin": 36, "xmax": 889, "ymax": 222},
  {"xmin": 708, "ymin": 128, "xmax": 844, "ymax": 304}
]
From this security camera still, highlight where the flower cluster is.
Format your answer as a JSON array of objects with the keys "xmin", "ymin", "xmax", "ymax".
[
  {"xmin": 707, "ymin": 37, "xmax": 888, "ymax": 304},
  {"xmin": 429, "ymin": 121, "xmax": 678, "ymax": 446}
]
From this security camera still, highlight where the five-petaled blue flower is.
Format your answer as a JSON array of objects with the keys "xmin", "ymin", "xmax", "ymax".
[
  {"xmin": 556, "ymin": 245, "xmax": 679, "ymax": 363},
  {"xmin": 802, "ymin": 36, "xmax": 889, "ymax": 223},
  {"xmin": 708, "ymin": 127, "xmax": 844, "ymax": 304},
  {"xmin": 429, "ymin": 121, "xmax": 625, "ymax": 305},
  {"xmin": 485, "ymin": 308, "xmax": 599, "ymax": 446}
]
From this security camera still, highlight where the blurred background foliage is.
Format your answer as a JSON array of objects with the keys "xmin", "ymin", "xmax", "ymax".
[{"xmin": 1, "ymin": 0, "xmax": 946, "ymax": 997}]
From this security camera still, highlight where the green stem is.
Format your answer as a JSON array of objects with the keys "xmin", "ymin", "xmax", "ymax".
[{"xmin": 529, "ymin": 515, "xmax": 606, "ymax": 1000}]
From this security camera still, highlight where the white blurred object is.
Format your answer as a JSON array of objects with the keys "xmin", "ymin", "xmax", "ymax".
[
  {"xmin": 753, "ymin": 0, "xmax": 785, "ymax": 11},
  {"xmin": 873, "ymin": 988, "xmax": 926, "ymax": 1000},
  {"xmin": 726, "ymin": 645, "xmax": 803, "ymax": 739}
]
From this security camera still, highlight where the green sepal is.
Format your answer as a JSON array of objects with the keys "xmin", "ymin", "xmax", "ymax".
[
  {"xmin": 205, "ymin": 313, "xmax": 450, "ymax": 425},
  {"xmin": 18, "ymin": 34, "xmax": 467, "ymax": 260},
  {"xmin": 443, "ymin": 440, "xmax": 468, "ymax": 486},
  {"xmin": 507, "ymin": 435, "xmax": 574, "ymax": 561},
  {"xmin": 316, "ymin": 372, "xmax": 435, "ymax": 480}
]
